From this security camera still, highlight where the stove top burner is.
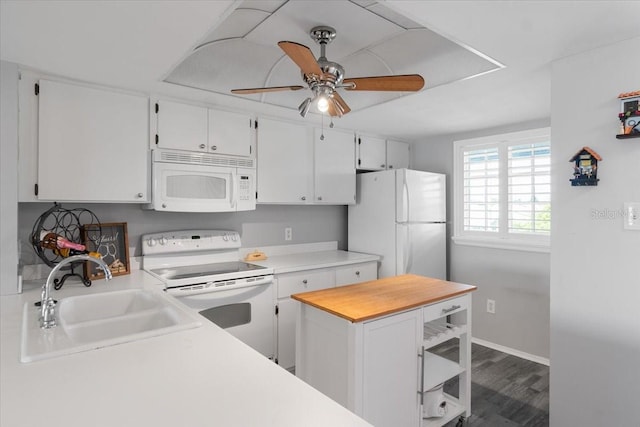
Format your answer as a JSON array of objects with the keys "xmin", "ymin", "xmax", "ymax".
[{"xmin": 151, "ymin": 261, "xmax": 268, "ymax": 282}]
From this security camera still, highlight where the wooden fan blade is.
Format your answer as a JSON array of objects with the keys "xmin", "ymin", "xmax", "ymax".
[
  {"xmin": 332, "ymin": 92, "xmax": 351, "ymax": 115},
  {"xmin": 343, "ymin": 74, "xmax": 424, "ymax": 92},
  {"xmin": 278, "ymin": 41, "xmax": 323, "ymax": 77},
  {"xmin": 231, "ymin": 85, "xmax": 305, "ymax": 95}
]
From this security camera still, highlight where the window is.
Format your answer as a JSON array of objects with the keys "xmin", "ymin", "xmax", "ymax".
[{"xmin": 453, "ymin": 128, "xmax": 551, "ymax": 252}]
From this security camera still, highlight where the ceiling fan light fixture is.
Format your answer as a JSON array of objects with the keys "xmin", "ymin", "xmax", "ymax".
[
  {"xmin": 316, "ymin": 95, "xmax": 330, "ymax": 113},
  {"xmin": 298, "ymin": 97, "xmax": 312, "ymax": 117}
]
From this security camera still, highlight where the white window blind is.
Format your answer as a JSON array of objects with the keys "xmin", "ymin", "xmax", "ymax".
[
  {"xmin": 463, "ymin": 147, "xmax": 499, "ymax": 233},
  {"xmin": 507, "ymin": 143, "xmax": 551, "ymax": 235},
  {"xmin": 454, "ymin": 128, "xmax": 551, "ymax": 252}
]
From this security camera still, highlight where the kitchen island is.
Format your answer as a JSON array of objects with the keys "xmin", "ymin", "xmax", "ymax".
[
  {"xmin": 0, "ymin": 270, "xmax": 372, "ymax": 427},
  {"xmin": 292, "ymin": 274, "xmax": 477, "ymax": 427}
]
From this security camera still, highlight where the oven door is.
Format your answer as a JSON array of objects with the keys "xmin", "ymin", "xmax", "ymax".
[{"xmin": 175, "ymin": 282, "xmax": 275, "ymax": 360}]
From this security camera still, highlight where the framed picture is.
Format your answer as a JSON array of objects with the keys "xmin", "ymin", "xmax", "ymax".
[{"xmin": 81, "ymin": 222, "xmax": 130, "ymax": 280}]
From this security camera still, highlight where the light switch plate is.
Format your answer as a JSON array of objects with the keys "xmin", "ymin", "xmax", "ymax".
[{"xmin": 623, "ymin": 202, "xmax": 640, "ymax": 230}]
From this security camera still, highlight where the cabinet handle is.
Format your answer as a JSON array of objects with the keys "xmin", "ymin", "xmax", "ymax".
[
  {"xmin": 301, "ymin": 196, "xmax": 306, "ymax": 201},
  {"xmin": 380, "ymin": 164, "xmax": 386, "ymax": 168},
  {"xmin": 418, "ymin": 346, "xmax": 425, "ymax": 405},
  {"xmin": 136, "ymin": 192, "xmax": 143, "ymax": 198},
  {"xmin": 389, "ymin": 165, "xmax": 394, "ymax": 169},
  {"xmin": 302, "ymin": 279, "xmax": 308, "ymax": 285},
  {"xmin": 199, "ymin": 144, "xmax": 206, "ymax": 149},
  {"xmin": 355, "ymin": 271, "xmax": 360, "ymax": 276},
  {"xmin": 317, "ymin": 196, "xmax": 323, "ymax": 201},
  {"xmin": 211, "ymin": 145, "xmax": 217, "ymax": 151},
  {"xmin": 442, "ymin": 304, "xmax": 462, "ymax": 314}
]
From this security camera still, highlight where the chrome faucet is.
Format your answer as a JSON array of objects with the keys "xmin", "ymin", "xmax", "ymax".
[{"xmin": 40, "ymin": 254, "xmax": 112, "ymax": 329}]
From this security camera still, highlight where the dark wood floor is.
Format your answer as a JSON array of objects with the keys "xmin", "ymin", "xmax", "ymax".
[{"xmin": 430, "ymin": 342, "xmax": 549, "ymax": 427}]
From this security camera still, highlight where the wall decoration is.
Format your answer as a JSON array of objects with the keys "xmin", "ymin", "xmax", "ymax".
[
  {"xmin": 30, "ymin": 203, "xmax": 101, "ymax": 289},
  {"xmin": 570, "ymin": 147, "xmax": 601, "ymax": 186},
  {"xmin": 81, "ymin": 222, "xmax": 130, "ymax": 280},
  {"xmin": 616, "ymin": 91, "xmax": 640, "ymax": 139}
]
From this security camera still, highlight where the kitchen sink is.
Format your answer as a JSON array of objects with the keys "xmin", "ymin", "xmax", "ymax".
[{"xmin": 21, "ymin": 289, "xmax": 201, "ymax": 363}]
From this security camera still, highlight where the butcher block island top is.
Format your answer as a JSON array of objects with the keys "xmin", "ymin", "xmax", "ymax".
[{"xmin": 291, "ymin": 273, "xmax": 477, "ymax": 322}]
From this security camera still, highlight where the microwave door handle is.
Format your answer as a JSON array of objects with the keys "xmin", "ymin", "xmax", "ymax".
[{"xmin": 230, "ymin": 172, "xmax": 237, "ymax": 209}]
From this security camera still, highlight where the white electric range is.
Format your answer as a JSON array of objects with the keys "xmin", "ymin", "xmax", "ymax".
[{"xmin": 141, "ymin": 230, "xmax": 275, "ymax": 360}]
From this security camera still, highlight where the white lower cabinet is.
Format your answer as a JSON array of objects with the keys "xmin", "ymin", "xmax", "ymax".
[
  {"xmin": 296, "ymin": 293, "xmax": 472, "ymax": 427},
  {"xmin": 275, "ymin": 261, "xmax": 377, "ymax": 370},
  {"xmin": 276, "ymin": 269, "xmax": 334, "ymax": 369},
  {"xmin": 335, "ymin": 262, "xmax": 377, "ymax": 286}
]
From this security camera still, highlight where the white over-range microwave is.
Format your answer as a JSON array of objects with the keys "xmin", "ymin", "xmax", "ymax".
[{"xmin": 147, "ymin": 149, "xmax": 256, "ymax": 212}]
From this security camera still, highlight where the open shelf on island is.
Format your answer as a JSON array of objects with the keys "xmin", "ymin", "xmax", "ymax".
[
  {"xmin": 422, "ymin": 393, "xmax": 465, "ymax": 427},
  {"xmin": 423, "ymin": 351, "xmax": 465, "ymax": 391},
  {"xmin": 423, "ymin": 321, "xmax": 467, "ymax": 349}
]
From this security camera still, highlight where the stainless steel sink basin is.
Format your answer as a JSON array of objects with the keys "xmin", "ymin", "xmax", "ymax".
[{"xmin": 21, "ymin": 289, "xmax": 201, "ymax": 363}]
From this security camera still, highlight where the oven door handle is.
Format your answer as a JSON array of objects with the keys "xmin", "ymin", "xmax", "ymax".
[{"xmin": 166, "ymin": 276, "xmax": 274, "ymax": 297}]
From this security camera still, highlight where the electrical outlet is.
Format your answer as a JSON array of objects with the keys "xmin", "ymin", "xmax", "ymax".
[
  {"xmin": 284, "ymin": 227, "xmax": 293, "ymax": 241},
  {"xmin": 487, "ymin": 299, "xmax": 496, "ymax": 314}
]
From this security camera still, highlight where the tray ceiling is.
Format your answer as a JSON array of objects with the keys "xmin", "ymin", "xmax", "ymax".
[{"xmin": 165, "ymin": 0, "xmax": 502, "ymax": 115}]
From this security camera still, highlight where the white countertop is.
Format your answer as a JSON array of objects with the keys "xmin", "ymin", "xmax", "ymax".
[
  {"xmin": 251, "ymin": 250, "xmax": 380, "ymax": 274},
  {"xmin": 0, "ymin": 270, "xmax": 372, "ymax": 427}
]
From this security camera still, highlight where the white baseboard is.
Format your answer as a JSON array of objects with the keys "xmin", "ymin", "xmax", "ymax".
[{"xmin": 471, "ymin": 337, "xmax": 550, "ymax": 366}]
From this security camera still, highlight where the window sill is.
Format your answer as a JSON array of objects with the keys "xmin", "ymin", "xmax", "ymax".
[{"xmin": 451, "ymin": 235, "xmax": 550, "ymax": 253}]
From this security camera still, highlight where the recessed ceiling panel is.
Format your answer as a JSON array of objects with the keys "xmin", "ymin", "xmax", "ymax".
[
  {"xmin": 197, "ymin": 9, "xmax": 271, "ymax": 47},
  {"xmin": 165, "ymin": 38, "xmax": 284, "ymax": 95},
  {"xmin": 164, "ymin": 0, "xmax": 503, "ymax": 116},
  {"xmin": 367, "ymin": 29, "xmax": 502, "ymax": 89},
  {"xmin": 243, "ymin": 0, "xmax": 403, "ymax": 59}
]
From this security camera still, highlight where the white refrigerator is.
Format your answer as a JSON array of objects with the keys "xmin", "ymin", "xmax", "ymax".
[{"xmin": 348, "ymin": 169, "xmax": 446, "ymax": 279}]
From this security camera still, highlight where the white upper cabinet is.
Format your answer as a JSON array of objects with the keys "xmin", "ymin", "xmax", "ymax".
[
  {"xmin": 208, "ymin": 109, "xmax": 254, "ymax": 157},
  {"xmin": 386, "ymin": 139, "xmax": 410, "ymax": 170},
  {"xmin": 257, "ymin": 118, "xmax": 312, "ymax": 204},
  {"xmin": 356, "ymin": 134, "xmax": 387, "ymax": 171},
  {"xmin": 36, "ymin": 79, "xmax": 149, "ymax": 202},
  {"xmin": 313, "ymin": 128, "xmax": 356, "ymax": 204},
  {"xmin": 155, "ymin": 100, "xmax": 208, "ymax": 152},
  {"xmin": 155, "ymin": 100, "xmax": 254, "ymax": 157}
]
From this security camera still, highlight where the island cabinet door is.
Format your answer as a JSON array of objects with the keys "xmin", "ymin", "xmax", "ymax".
[{"xmin": 360, "ymin": 308, "xmax": 422, "ymax": 427}]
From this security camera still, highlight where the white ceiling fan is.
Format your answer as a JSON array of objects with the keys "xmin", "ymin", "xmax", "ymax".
[{"xmin": 231, "ymin": 26, "xmax": 425, "ymax": 117}]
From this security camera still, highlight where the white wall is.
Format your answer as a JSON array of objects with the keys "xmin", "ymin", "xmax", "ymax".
[
  {"xmin": 18, "ymin": 203, "xmax": 347, "ymax": 267},
  {"xmin": 412, "ymin": 118, "xmax": 551, "ymax": 360},
  {"xmin": 550, "ymin": 37, "xmax": 640, "ymax": 426},
  {"xmin": 0, "ymin": 61, "xmax": 19, "ymax": 296}
]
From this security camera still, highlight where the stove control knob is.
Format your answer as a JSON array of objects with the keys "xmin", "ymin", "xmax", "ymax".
[
  {"xmin": 147, "ymin": 238, "xmax": 157, "ymax": 247},
  {"xmin": 231, "ymin": 234, "xmax": 238, "ymax": 241},
  {"xmin": 222, "ymin": 234, "xmax": 229, "ymax": 241},
  {"xmin": 160, "ymin": 237, "xmax": 168, "ymax": 245}
]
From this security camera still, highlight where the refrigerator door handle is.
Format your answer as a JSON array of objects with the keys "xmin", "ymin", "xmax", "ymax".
[
  {"xmin": 406, "ymin": 224, "xmax": 413, "ymax": 273},
  {"xmin": 402, "ymin": 180, "xmax": 410, "ymax": 223}
]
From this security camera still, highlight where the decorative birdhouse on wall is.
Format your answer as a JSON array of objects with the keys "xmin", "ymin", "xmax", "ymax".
[
  {"xmin": 617, "ymin": 91, "xmax": 640, "ymax": 139},
  {"xmin": 570, "ymin": 147, "xmax": 601, "ymax": 186}
]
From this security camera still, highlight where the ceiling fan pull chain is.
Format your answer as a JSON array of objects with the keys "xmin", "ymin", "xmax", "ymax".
[
  {"xmin": 329, "ymin": 118, "xmax": 334, "ymax": 129},
  {"xmin": 320, "ymin": 114, "xmax": 325, "ymax": 140}
]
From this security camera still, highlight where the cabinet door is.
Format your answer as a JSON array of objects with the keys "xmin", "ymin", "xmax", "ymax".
[
  {"xmin": 156, "ymin": 100, "xmax": 208, "ymax": 152},
  {"xmin": 313, "ymin": 128, "xmax": 356, "ymax": 204},
  {"xmin": 276, "ymin": 269, "xmax": 335, "ymax": 369},
  {"xmin": 276, "ymin": 297, "xmax": 297, "ymax": 370},
  {"xmin": 386, "ymin": 139, "xmax": 410, "ymax": 170},
  {"xmin": 335, "ymin": 262, "xmax": 377, "ymax": 286},
  {"xmin": 356, "ymin": 134, "xmax": 387, "ymax": 171},
  {"xmin": 208, "ymin": 109, "xmax": 254, "ymax": 157},
  {"xmin": 37, "ymin": 80, "xmax": 149, "ymax": 202},
  {"xmin": 257, "ymin": 118, "xmax": 312, "ymax": 204},
  {"xmin": 362, "ymin": 309, "xmax": 421, "ymax": 427}
]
